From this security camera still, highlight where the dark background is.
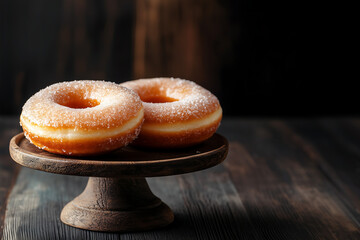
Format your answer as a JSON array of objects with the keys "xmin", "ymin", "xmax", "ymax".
[{"xmin": 0, "ymin": 0, "xmax": 352, "ymax": 117}]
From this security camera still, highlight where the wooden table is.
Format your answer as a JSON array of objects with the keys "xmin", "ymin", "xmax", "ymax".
[{"xmin": 0, "ymin": 117, "xmax": 359, "ymax": 239}]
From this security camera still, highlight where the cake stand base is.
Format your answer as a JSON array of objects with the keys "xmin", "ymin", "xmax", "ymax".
[{"xmin": 60, "ymin": 177, "xmax": 174, "ymax": 232}]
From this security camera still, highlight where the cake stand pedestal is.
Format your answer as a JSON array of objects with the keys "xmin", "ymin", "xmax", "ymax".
[{"xmin": 9, "ymin": 133, "xmax": 228, "ymax": 232}]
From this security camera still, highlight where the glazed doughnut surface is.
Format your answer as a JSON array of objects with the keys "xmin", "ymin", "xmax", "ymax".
[
  {"xmin": 121, "ymin": 78, "xmax": 222, "ymax": 148},
  {"xmin": 20, "ymin": 80, "xmax": 144, "ymax": 156}
]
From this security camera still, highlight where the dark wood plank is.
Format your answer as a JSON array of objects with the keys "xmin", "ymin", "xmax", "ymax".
[
  {"xmin": 2, "ymin": 168, "xmax": 123, "ymax": 240},
  {"xmin": 147, "ymin": 164, "xmax": 258, "ymax": 240},
  {"xmin": 286, "ymin": 119, "xmax": 360, "ymax": 221},
  {"xmin": 2, "ymin": 159, "xmax": 248, "ymax": 239},
  {"xmin": 0, "ymin": 118, "xmax": 21, "ymax": 239},
  {"xmin": 0, "ymin": 0, "xmax": 134, "ymax": 116},
  {"xmin": 3, "ymin": 117, "xmax": 360, "ymax": 239},
  {"xmin": 1, "ymin": 116, "xmax": 241, "ymax": 239},
  {"xmin": 134, "ymin": 0, "xmax": 228, "ymax": 94},
  {"xmin": 219, "ymin": 119, "xmax": 360, "ymax": 239}
]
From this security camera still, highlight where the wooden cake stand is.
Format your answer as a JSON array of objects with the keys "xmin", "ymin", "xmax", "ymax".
[{"xmin": 9, "ymin": 133, "xmax": 228, "ymax": 232}]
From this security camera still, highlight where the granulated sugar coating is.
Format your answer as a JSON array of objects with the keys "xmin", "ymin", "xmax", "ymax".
[
  {"xmin": 19, "ymin": 80, "xmax": 145, "ymax": 156},
  {"xmin": 120, "ymin": 78, "xmax": 222, "ymax": 148},
  {"xmin": 121, "ymin": 78, "xmax": 221, "ymax": 124},
  {"xmin": 21, "ymin": 80, "xmax": 142, "ymax": 129}
]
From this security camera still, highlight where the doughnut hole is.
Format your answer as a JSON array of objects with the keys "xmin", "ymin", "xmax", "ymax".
[
  {"xmin": 141, "ymin": 95, "xmax": 178, "ymax": 103},
  {"xmin": 54, "ymin": 92, "xmax": 100, "ymax": 109}
]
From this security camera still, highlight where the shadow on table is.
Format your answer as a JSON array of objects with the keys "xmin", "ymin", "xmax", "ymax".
[
  {"xmin": 6, "ymin": 204, "xmax": 357, "ymax": 240},
  {"xmin": 161, "ymin": 210, "xmax": 311, "ymax": 239},
  {"xmin": 156, "ymin": 207, "xmax": 356, "ymax": 240}
]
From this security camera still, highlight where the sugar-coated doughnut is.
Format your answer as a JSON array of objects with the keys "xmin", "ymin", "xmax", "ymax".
[
  {"xmin": 120, "ymin": 78, "xmax": 222, "ymax": 148},
  {"xmin": 20, "ymin": 80, "xmax": 144, "ymax": 156}
]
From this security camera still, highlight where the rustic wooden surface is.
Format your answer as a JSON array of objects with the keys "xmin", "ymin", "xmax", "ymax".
[
  {"xmin": 1, "ymin": 117, "xmax": 360, "ymax": 239},
  {"xmin": 9, "ymin": 133, "xmax": 227, "ymax": 232}
]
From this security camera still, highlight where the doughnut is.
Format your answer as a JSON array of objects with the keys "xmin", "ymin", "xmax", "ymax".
[
  {"xmin": 120, "ymin": 78, "xmax": 222, "ymax": 148},
  {"xmin": 20, "ymin": 80, "xmax": 144, "ymax": 156}
]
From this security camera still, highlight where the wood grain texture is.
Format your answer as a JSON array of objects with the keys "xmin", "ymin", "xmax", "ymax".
[
  {"xmin": 60, "ymin": 177, "xmax": 174, "ymax": 232},
  {"xmin": 133, "ymin": 0, "xmax": 230, "ymax": 94},
  {"xmin": 8, "ymin": 133, "xmax": 228, "ymax": 232},
  {"xmin": 2, "ymin": 157, "xmax": 245, "ymax": 239},
  {"xmin": 2, "ymin": 117, "xmax": 360, "ymax": 239},
  {"xmin": 0, "ymin": 118, "xmax": 21, "ymax": 240},
  {"xmin": 285, "ymin": 119, "xmax": 360, "ymax": 224},
  {"xmin": 0, "ymin": 0, "xmax": 134, "ymax": 115},
  {"xmin": 9, "ymin": 133, "xmax": 228, "ymax": 177},
  {"xmin": 220, "ymin": 119, "xmax": 360, "ymax": 239}
]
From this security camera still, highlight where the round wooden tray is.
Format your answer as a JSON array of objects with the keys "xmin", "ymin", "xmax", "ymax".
[{"xmin": 9, "ymin": 133, "xmax": 228, "ymax": 232}]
